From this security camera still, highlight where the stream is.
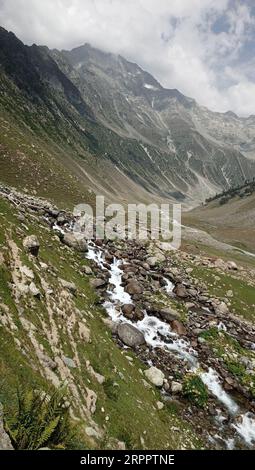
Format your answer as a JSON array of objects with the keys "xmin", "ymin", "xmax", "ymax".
[{"xmin": 86, "ymin": 242, "xmax": 255, "ymax": 449}]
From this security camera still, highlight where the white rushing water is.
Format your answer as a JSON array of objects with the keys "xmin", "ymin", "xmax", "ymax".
[
  {"xmin": 201, "ymin": 368, "xmax": 239, "ymax": 415},
  {"xmin": 86, "ymin": 242, "xmax": 255, "ymax": 448}
]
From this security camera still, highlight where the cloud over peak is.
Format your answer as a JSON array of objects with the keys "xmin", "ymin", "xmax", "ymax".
[{"xmin": 1, "ymin": 0, "xmax": 255, "ymax": 116}]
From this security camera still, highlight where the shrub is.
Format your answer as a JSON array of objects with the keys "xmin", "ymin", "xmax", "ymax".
[
  {"xmin": 183, "ymin": 373, "xmax": 208, "ymax": 408},
  {"xmin": 4, "ymin": 386, "xmax": 74, "ymax": 450},
  {"xmin": 199, "ymin": 327, "xmax": 219, "ymax": 341}
]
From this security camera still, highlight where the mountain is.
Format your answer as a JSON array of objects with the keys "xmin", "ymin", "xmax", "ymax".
[
  {"xmin": 51, "ymin": 43, "xmax": 255, "ymax": 203},
  {"xmin": 1, "ymin": 27, "xmax": 255, "ymax": 207}
]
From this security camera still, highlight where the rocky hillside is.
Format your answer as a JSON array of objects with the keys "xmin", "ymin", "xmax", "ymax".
[
  {"xmin": 0, "ymin": 184, "xmax": 255, "ymax": 450},
  {"xmin": 1, "ymin": 26, "xmax": 255, "ymax": 207}
]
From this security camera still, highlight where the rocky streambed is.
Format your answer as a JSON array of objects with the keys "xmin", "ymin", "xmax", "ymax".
[{"xmin": 83, "ymin": 239, "xmax": 255, "ymax": 449}]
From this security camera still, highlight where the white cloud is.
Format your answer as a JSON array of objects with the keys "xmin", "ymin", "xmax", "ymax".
[{"xmin": 0, "ymin": 0, "xmax": 255, "ymax": 116}]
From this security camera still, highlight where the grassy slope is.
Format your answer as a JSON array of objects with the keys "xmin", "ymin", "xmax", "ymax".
[
  {"xmin": 184, "ymin": 192, "xmax": 255, "ymax": 254},
  {"xmin": 0, "ymin": 196, "xmax": 203, "ymax": 450}
]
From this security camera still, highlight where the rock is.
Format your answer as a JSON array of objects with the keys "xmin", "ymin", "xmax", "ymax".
[
  {"xmin": 157, "ymin": 307, "xmax": 181, "ymax": 322},
  {"xmin": 106, "ymin": 438, "xmax": 126, "ymax": 450},
  {"xmin": 81, "ymin": 265, "xmax": 93, "ymax": 275},
  {"xmin": 90, "ymin": 278, "xmax": 106, "ymax": 289},
  {"xmin": 215, "ymin": 302, "xmax": 229, "ymax": 315},
  {"xmin": 125, "ymin": 281, "xmax": 143, "ymax": 295},
  {"xmin": 122, "ymin": 304, "xmax": 135, "ymax": 317},
  {"xmin": 86, "ymin": 388, "xmax": 97, "ymax": 414},
  {"xmin": 23, "ymin": 235, "xmax": 40, "ymax": 256},
  {"xmin": 20, "ymin": 265, "xmax": 34, "ymax": 279},
  {"xmin": 63, "ymin": 356, "xmax": 76, "ymax": 368},
  {"xmin": 42, "ymin": 355, "xmax": 57, "ymax": 370},
  {"xmin": 57, "ymin": 213, "xmax": 69, "ymax": 225},
  {"xmin": 59, "ymin": 278, "xmax": 77, "ymax": 294},
  {"xmin": 78, "ymin": 322, "xmax": 90, "ymax": 342},
  {"xmin": 186, "ymin": 267, "xmax": 193, "ymax": 274},
  {"xmin": 171, "ymin": 381, "xmax": 183, "ymax": 394},
  {"xmin": 146, "ymin": 253, "xmax": 165, "ymax": 267},
  {"xmin": 105, "ymin": 253, "xmax": 114, "ymax": 263},
  {"xmin": 117, "ymin": 323, "xmax": 145, "ymax": 348},
  {"xmin": 29, "ymin": 282, "xmax": 40, "ymax": 298},
  {"xmin": 170, "ymin": 320, "xmax": 187, "ymax": 336},
  {"xmin": 85, "ymin": 427, "xmax": 101, "ymax": 439},
  {"xmin": 186, "ymin": 302, "xmax": 196, "ymax": 310},
  {"xmin": 133, "ymin": 308, "xmax": 144, "ymax": 321},
  {"xmin": 213, "ymin": 258, "xmax": 225, "ymax": 269},
  {"xmin": 102, "ymin": 317, "xmax": 118, "ymax": 334},
  {"xmin": 156, "ymin": 401, "xmax": 164, "ymax": 410},
  {"xmin": 225, "ymin": 376, "xmax": 235, "ymax": 386},
  {"xmin": 62, "ymin": 233, "xmax": 88, "ymax": 252},
  {"xmin": 0, "ymin": 403, "xmax": 13, "ymax": 450},
  {"xmin": 144, "ymin": 366, "xmax": 165, "ymax": 387},
  {"xmin": 174, "ymin": 284, "xmax": 188, "ymax": 298},
  {"xmin": 227, "ymin": 261, "xmax": 238, "ymax": 270}
]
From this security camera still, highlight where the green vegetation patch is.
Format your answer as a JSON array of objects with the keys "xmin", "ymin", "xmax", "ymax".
[{"xmin": 183, "ymin": 373, "xmax": 208, "ymax": 408}]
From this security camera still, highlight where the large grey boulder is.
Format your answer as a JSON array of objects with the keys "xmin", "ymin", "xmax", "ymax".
[
  {"xmin": 117, "ymin": 323, "xmax": 145, "ymax": 348},
  {"xmin": 23, "ymin": 235, "xmax": 40, "ymax": 256},
  {"xmin": 62, "ymin": 233, "xmax": 88, "ymax": 252},
  {"xmin": 0, "ymin": 404, "xmax": 13, "ymax": 450}
]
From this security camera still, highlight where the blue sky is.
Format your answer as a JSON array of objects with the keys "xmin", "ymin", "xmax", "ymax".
[{"xmin": 1, "ymin": 0, "xmax": 255, "ymax": 116}]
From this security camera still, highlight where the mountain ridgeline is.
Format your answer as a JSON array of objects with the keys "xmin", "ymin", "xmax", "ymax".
[{"xmin": 1, "ymin": 26, "xmax": 255, "ymax": 207}]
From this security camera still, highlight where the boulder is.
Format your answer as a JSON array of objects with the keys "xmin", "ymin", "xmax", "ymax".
[
  {"xmin": 122, "ymin": 304, "xmax": 135, "ymax": 317},
  {"xmin": 81, "ymin": 265, "xmax": 93, "ymax": 275},
  {"xmin": 62, "ymin": 233, "xmax": 88, "ymax": 252},
  {"xmin": 63, "ymin": 356, "xmax": 76, "ymax": 369},
  {"xmin": 23, "ymin": 235, "xmax": 40, "ymax": 256},
  {"xmin": 215, "ymin": 301, "xmax": 229, "ymax": 315},
  {"xmin": 125, "ymin": 281, "xmax": 143, "ymax": 295},
  {"xmin": 174, "ymin": 284, "xmax": 188, "ymax": 298},
  {"xmin": 90, "ymin": 278, "xmax": 106, "ymax": 289},
  {"xmin": 227, "ymin": 261, "xmax": 238, "ymax": 271},
  {"xmin": 157, "ymin": 307, "xmax": 181, "ymax": 322},
  {"xmin": 170, "ymin": 320, "xmax": 187, "ymax": 336},
  {"xmin": 146, "ymin": 253, "xmax": 165, "ymax": 267},
  {"xmin": 59, "ymin": 278, "xmax": 77, "ymax": 294},
  {"xmin": 117, "ymin": 323, "xmax": 145, "ymax": 348},
  {"xmin": 171, "ymin": 381, "xmax": 183, "ymax": 394},
  {"xmin": 144, "ymin": 366, "xmax": 165, "ymax": 387},
  {"xmin": 133, "ymin": 308, "xmax": 145, "ymax": 321},
  {"xmin": 29, "ymin": 282, "xmax": 41, "ymax": 298},
  {"xmin": 102, "ymin": 317, "xmax": 118, "ymax": 334}
]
